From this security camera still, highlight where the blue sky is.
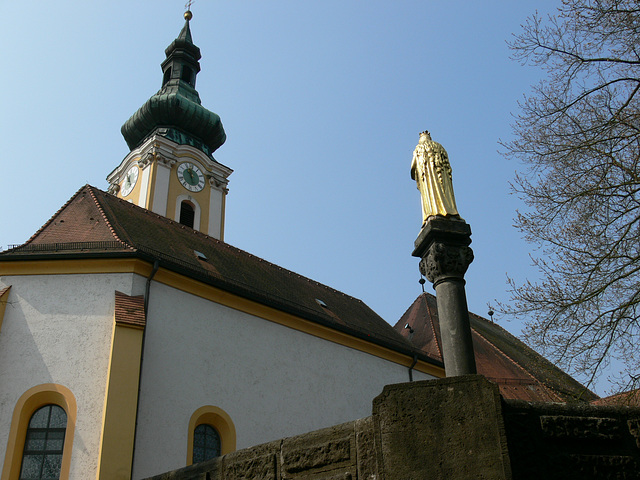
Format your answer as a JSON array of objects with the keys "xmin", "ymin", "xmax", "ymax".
[{"xmin": 3, "ymin": 1, "xmax": 607, "ymax": 392}]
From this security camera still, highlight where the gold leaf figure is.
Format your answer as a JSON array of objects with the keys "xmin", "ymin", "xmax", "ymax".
[{"xmin": 410, "ymin": 131, "xmax": 460, "ymax": 225}]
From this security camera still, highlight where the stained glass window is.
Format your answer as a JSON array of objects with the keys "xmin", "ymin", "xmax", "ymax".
[
  {"xmin": 19, "ymin": 405, "xmax": 67, "ymax": 480},
  {"xmin": 192, "ymin": 424, "xmax": 220, "ymax": 464}
]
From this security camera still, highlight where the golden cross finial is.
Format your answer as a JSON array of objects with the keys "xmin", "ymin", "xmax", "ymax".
[{"xmin": 184, "ymin": 1, "xmax": 194, "ymax": 21}]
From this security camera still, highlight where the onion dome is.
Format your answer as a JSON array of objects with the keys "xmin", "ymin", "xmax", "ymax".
[{"xmin": 121, "ymin": 11, "xmax": 226, "ymax": 156}]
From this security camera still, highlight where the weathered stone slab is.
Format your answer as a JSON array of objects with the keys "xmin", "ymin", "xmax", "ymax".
[
  {"xmin": 503, "ymin": 399, "xmax": 640, "ymax": 479},
  {"xmin": 223, "ymin": 440, "xmax": 280, "ymax": 480},
  {"xmin": 540, "ymin": 415, "xmax": 621, "ymax": 440},
  {"xmin": 281, "ymin": 422, "xmax": 355, "ymax": 478},
  {"xmin": 372, "ymin": 375, "xmax": 512, "ymax": 480},
  {"xmin": 144, "ymin": 456, "xmax": 222, "ymax": 480},
  {"xmin": 628, "ymin": 418, "xmax": 640, "ymax": 448},
  {"xmin": 354, "ymin": 417, "xmax": 378, "ymax": 480},
  {"xmin": 562, "ymin": 453, "xmax": 638, "ymax": 478}
]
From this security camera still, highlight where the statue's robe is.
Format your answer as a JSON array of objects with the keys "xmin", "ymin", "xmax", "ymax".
[{"xmin": 411, "ymin": 139, "xmax": 459, "ymax": 224}]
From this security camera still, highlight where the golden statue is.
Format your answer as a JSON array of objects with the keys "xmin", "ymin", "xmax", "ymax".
[{"xmin": 410, "ymin": 131, "xmax": 460, "ymax": 225}]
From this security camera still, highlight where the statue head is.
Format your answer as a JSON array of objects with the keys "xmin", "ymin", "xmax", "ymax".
[
  {"xmin": 417, "ymin": 131, "xmax": 448, "ymax": 162},
  {"xmin": 419, "ymin": 131, "xmax": 431, "ymax": 144}
]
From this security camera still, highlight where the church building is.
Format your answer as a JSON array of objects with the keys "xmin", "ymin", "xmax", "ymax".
[
  {"xmin": 0, "ymin": 13, "xmax": 438, "ymax": 480},
  {"xmin": 0, "ymin": 11, "xmax": 593, "ymax": 480}
]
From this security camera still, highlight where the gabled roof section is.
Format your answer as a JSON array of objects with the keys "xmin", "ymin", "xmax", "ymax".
[
  {"xmin": 5, "ymin": 185, "xmax": 132, "ymax": 255},
  {"xmin": 394, "ymin": 293, "xmax": 598, "ymax": 402},
  {"xmin": 591, "ymin": 389, "xmax": 640, "ymax": 407},
  {"xmin": 1, "ymin": 185, "xmax": 426, "ymax": 363}
]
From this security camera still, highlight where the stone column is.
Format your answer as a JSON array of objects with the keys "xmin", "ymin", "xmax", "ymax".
[{"xmin": 413, "ymin": 217, "xmax": 476, "ymax": 376}]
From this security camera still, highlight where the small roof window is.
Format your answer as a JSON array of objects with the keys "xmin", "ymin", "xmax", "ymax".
[
  {"xmin": 194, "ymin": 250, "xmax": 207, "ymax": 260},
  {"xmin": 315, "ymin": 298, "xmax": 328, "ymax": 308}
]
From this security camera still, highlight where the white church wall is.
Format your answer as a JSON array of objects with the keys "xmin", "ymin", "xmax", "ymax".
[
  {"xmin": 0, "ymin": 272, "xmax": 141, "ymax": 479},
  {"xmin": 133, "ymin": 281, "xmax": 433, "ymax": 479}
]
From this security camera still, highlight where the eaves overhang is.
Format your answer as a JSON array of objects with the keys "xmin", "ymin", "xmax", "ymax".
[{"xmin": 0, "ymin": 246, "xmax": 439, "ymax": 369}]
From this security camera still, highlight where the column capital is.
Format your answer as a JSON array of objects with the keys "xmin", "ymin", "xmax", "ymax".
[
  {"xmin": 419, "ymin": 242, "xmax": 474, "ymax": 285},
  {"xmin": 413, "ymin": 216, "xmax": 473, "ymax": 284}
]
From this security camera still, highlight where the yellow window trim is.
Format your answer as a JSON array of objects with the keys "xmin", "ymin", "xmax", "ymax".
[
  {"xmin": 96, "ymin": 314, "xmax": 144, "ymax": 480},
  {"xmin": 0, "ymin": 285, "xmax": 11, "ymax": 334},
  {"xmin": 186, "ymin": 406, "xmax": 236, "ymax": 465},
  {"xmin": 1, "ymin": 259, "xmax": 444, "ymax": 378},
  {"xmin": 1, "ymin": 384, "xmax": 77, "ymax": 480}
]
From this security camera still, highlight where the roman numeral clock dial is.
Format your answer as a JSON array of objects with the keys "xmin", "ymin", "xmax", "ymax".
[
  {"xmin": 121, "ymin": 165, "xmax": 139, "ymax": 197},
  {"xmin": 177, "ymin": 162, "xmax": 205, "ymax": 192}
]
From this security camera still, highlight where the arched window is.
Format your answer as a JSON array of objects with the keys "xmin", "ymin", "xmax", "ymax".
[
  {"xmin": 192, "ymin": 424, "xmax": 221, "ymax": 463},
  {"xmin": 163, "ymin": 67, "xmax": 172, "ymax": 86},
  {"xmin": 179, "ymin": 201, "xmax": 195, "ymax": 228},
  {"xmin": 181, "ymin": 66, "xmax": 193, "ymax": 86},
  {"xmin": 2, "ymin": 384, "xmax": 76, "ymax": 480},
  {"xmin": 186, "ymin": 406, "xmax": 235, "ymax": 465},
  {"xmin": 19, "ymin": 405, "xmax": 67, "ymax": 479}
]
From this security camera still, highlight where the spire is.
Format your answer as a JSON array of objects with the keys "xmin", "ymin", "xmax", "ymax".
[
  {"xmin": 177, "ymin": 11, "xmax": 194, "ymax": 43},
  {"xmin": 121, "ymin": 10, "xmax": 226, "ymax": 157}
]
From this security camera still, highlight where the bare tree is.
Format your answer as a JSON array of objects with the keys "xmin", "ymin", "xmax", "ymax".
[{"xmin": 502, "ymin": 0, "xmax": 640, "ymax": 392}]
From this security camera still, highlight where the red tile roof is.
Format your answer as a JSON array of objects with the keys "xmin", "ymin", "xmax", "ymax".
[
  {"xmin": 394, "ymin": 293, "xmax": 597, "ymax": 402},
  {"xmin": 114, "ymin": 291, "xmax": 146, "ymax": 328},
  {"xmin": 591, "ymin": 389, "xmax": 640, "ymax": 407}
]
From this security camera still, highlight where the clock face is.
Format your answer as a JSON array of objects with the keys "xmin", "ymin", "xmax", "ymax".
[
  {"xmin": 177, "ymin": 162, "xmax": 205, "ymax": 192},
  {"xmin": 121, "ymin": 165, "xmax": 139, "ymax": 197}
]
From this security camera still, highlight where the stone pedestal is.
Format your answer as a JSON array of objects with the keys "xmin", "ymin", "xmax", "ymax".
[
  {"xmin": 413, "ymin": 217, "xmax": 477, "ymax": 376},
  {"xmin": 373, "ymin": 376, "xmax": 512, "ymax": 480}
]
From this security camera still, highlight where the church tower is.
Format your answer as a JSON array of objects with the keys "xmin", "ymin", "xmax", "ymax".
[{"xmin": 107, "ymin": 11, "xmax": 231, "ymax": 240}]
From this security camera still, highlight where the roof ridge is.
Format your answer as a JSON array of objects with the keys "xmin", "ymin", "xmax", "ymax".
[
  {"xmin": 86, "ymin": 186, "xmax": 134, "ymax": 249},
  {"xmin": 397, "ymin": 291, "xmax": 431, "ymax": 320}
]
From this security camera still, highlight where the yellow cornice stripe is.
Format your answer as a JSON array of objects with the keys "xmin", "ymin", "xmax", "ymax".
[
  {"xmin": 1, "ymin": 259, "xmax": 444, "ymax": 377},
  {"xmin": 0, "ymin": 258, "xmax": 153, "ymax": 277}
]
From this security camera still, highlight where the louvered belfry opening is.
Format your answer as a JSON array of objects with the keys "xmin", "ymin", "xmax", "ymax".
[{"xmin": 179, "ymin": 201, "xmax": 195, "ymax": 228}]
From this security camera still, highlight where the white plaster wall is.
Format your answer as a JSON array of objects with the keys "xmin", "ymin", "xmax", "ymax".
[
  {"xmin": 207, "ymin": 187, "xmax": 224, "ymax": 239},
  {"xmin": 133, "ymin": 282, "xmax": 433, "ymax": 479},
  {"xmin": 138, "ymin": 163, "xmax": 152, "ymax": 209},
  {"xmin": 151, "ymin": 162, "xmax": 172, "ymax": 216},
  {"xmin": 0, "ymin": 272, "xmax": 145, "ymax": 479}
]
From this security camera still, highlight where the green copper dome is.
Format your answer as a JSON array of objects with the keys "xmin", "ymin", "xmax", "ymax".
[{"xmin": 121, "ymin": 13, "xmax": 226, "ymax": 156}]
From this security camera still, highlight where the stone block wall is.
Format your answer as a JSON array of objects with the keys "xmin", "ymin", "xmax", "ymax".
[
  {"xmin": 144, "ymin": 376, "xmax": 640, "ymax": 480},
  {"xmin": 144, "ymin": 419, "xmax": 373, "ymax": 480},
  {"xmin": 503, "ymin": 399, "xmax": 640, "ymax": 479}
]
